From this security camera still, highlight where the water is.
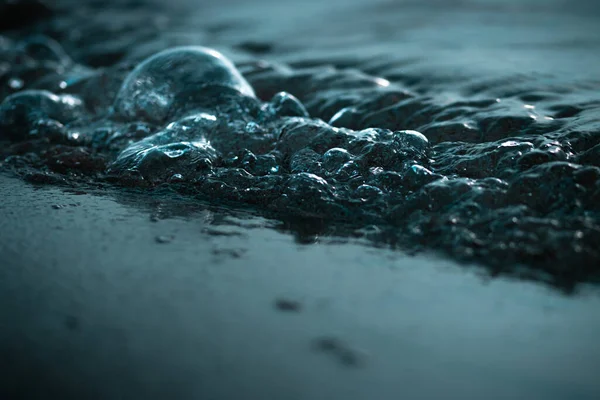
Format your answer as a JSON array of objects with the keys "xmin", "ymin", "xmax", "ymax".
[
  {"xmin": 1, "ymin": 0, "xmax": 600, "ymax": 291},
  {"xmin": 2, "ymin": 173, "xmax": 599, "ymax": 399}
]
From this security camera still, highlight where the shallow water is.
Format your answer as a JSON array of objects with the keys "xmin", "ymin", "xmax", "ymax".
[
  {"xmin": 1, "ymin": 0, "xmax": 600, "ymax": 290},
  {"xmin": 2, "ymin": 173, "xmax": 600, "ymax": 399}
]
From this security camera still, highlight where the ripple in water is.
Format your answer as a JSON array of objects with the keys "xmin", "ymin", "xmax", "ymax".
[{"xmin": 1, "ymin": 32, "xmax": 599, "ymax": 291}]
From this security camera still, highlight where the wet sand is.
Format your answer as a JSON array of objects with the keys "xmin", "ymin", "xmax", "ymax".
[{"xmin": 1, "ymin": 173, "xmax": 599, "ymax": 399}]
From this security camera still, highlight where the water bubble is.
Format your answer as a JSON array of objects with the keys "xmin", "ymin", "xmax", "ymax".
[
  {"xmin": 171, "ymin": 84, "xmax": 262, "ymax": 123},
  {"xmin": 282, "ymin": 173, "xmax": 337, "ymax": 214},
  {"xmin": 367, "ymin": 170, "xmax": 404, "ymax": 192},
  {"xmin": 361, "ymin": 142, "xmax": 403, "ymax": 170},
  {"xmin": 322, "ymin": 147, "xmax": 353, "ymax": 171},
  {"xmin": 264, "ymin": 91, "xmax": 309, "ymax": 119},
  {"xmin": 290, "ymin": 148, "xmax": 321, "ymax": 173},
  {"xmin": 237, "ymin": 150, "xmax": 279, "ymax": 176},
  {"xmin": 111, "ymin": 140, "xmax": 217, "ymax": 183},
  {"xmin": 0, "ymin": 89, "xmax": 85, "ymax": 141},
  {"xmin": 328, "ymin": 106, "xmax": 360, "ymax": 128},
  {"xmin": 335, "ymin": 160, "xmax": 362, "ymax": 182},
  {"xmin": 169, "ymin": 173, "xmax": 184, "ymax": 182},
  {"xmin": 393, "ymin": 130, "xmax": 429, "ymax": 152},
  {"xmin": 112, "ymin": 46, "xmax": 256, "ymax": 124},
  {"xmin": 108, "ymin": 114, "xmax": 219, "ymax": 183},
  {"xmin": 403, "ymin": 164, "xmax": 443, "ymax": 190},
  {"xmin": 353, "ymin": 184, "xmax": 384, "ymax": 202},
  {"xmin": 2, "ymin": 26, "xmax": 599, "ymax": 290},
  {"xmin": 277, "ymin": 118, "xmax": 332, "ymax": 157},
  {"xmin": 164, "ymin": 113, "xmax": 219, "ymax": 137}
]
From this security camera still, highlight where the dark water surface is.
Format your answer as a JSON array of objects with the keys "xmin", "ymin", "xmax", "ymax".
[
  {"xmin": 0, "ymin": 0, "xmax": 600, "ymax": 400},
  {"xmin": 2, "ymin": 0, "xmax": 600, "ymax": 289},
  {"xmin": 2, "ymin": 173, "xmax": 600, "ymax": 400},
  {"xmin": 1, "ymin": 1, "xmax": 600, "ymax": 397}
]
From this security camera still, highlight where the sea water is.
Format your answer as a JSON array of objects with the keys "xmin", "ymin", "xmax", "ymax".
[{"xmin": 1, "ymin": 0, "xmax": 599, "ymax": 291}]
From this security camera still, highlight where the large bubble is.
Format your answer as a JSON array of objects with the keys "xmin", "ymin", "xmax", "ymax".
[{"xmin": 112, "ymin": 46, "xmax": 256, "ymax": 124}]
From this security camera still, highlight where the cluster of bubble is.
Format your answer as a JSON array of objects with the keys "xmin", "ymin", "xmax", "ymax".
[{"xmin": 1, "ymin": 37, "xmax": 599, "ymax": 289}]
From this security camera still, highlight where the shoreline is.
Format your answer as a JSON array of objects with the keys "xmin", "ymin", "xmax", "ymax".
[{"xmin": 1, "ymin": 173, "xmax": 599, "ymax": 399}]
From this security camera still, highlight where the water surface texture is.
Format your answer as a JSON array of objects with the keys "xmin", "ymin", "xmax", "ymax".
[{"xmin": 1, "ymin": 0, "xmax": 600, "ymax": 291}]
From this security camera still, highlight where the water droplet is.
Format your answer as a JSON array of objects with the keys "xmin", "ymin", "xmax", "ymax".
[{"xmin": 8, "ymin": 78, "xmax": 23, "ymax": 90}]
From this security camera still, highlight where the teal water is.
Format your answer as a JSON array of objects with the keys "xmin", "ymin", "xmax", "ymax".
[{"xmin": 3, "ymin": 0, "xmax": 600, "ymax": 289}]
